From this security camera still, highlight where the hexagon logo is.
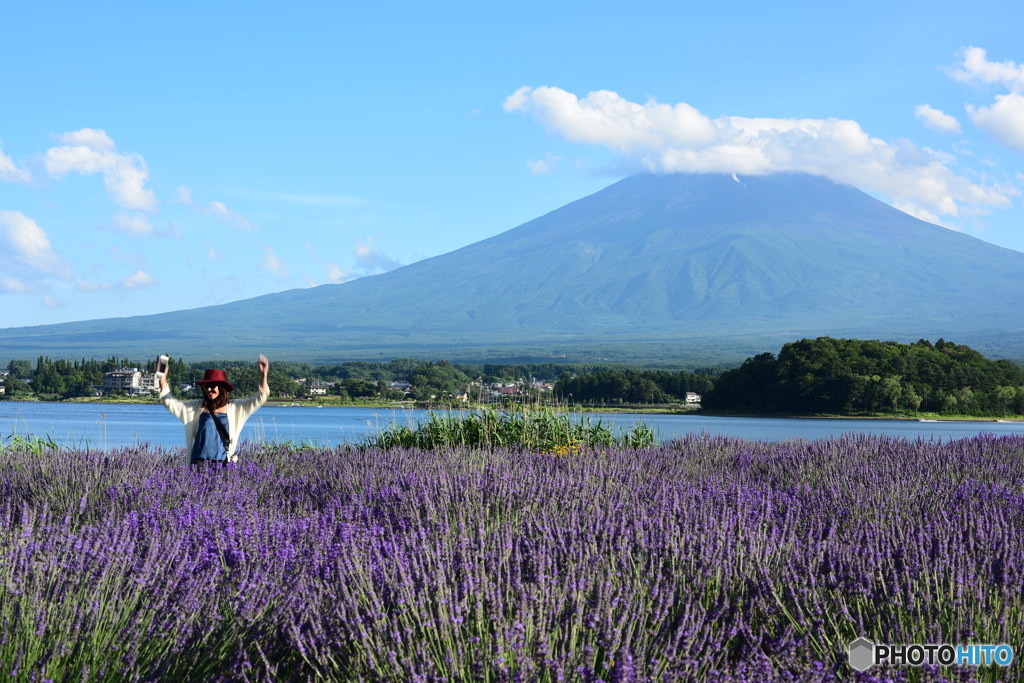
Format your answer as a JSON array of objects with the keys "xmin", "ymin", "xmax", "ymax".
[{"xmin": 848, "ymin": 637, "xmax": 875, "ymax": 672}]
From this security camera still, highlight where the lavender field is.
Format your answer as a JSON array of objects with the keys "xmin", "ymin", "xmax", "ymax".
[{"xmin": 1, "ymin": 434, "xmax": 1022, "ymax": 681}]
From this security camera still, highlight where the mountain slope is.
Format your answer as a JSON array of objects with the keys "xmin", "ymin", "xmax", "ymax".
[{"xmin": 2, "ymin": 172, "xmax": 1023, "ymax": 362}]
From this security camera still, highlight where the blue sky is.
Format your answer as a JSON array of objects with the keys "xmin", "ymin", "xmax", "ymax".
[{"xmin": 1, "ymin": 0, "xmax": 1022, "ymax": 329}]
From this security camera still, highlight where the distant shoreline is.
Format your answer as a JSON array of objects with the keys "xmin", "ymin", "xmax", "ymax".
[
  {"xmin": 693, "ymin": 410, "xmax": 1024, "ymax": 424},
  {"xmin": 3, "ymin": 396, "xmax": 1022, "ymax": 423}
]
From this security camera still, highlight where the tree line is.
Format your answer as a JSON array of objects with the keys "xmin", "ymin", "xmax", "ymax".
[
  {"xmin": 3, "ymin": 357, "xmax": 606, "ymax": 403},
  {"xmin": 6, "ymin": 339, "xmax": 1024, "ymax": 415},
  {"xmin": 2, "ymin": 357, "xmax": 184, "ymax": 399},
  {"xmin": 702, "ymin": 337, "xmax": 1024, "ymax": 416},
  {"xmin": 554, "ymin": 367, "xmax": 715, "ymax": 405},
  {"xmin": 4, "ymin": 355, "xmax": 717, "ymax": 406}
]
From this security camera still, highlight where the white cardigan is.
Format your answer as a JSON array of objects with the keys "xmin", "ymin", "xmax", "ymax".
[{"xmin": 160, "ymin": 387, "xmax": 268, "ymax": 461}]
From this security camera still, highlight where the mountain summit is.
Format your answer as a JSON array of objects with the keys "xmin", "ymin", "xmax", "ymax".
[{"xmin": 3, "ymin": 172, "xmax": 1024, "ymax": 362}]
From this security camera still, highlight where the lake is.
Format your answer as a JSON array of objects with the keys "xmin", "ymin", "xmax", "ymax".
[{"xmin": 2, "ymin": 401, "xmax": 1024, "ymax": 451}]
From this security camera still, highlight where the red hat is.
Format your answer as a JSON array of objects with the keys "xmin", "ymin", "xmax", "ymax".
[{"xmin": 195, "ymin": 369, "xmax": 235, "ymax": 391}]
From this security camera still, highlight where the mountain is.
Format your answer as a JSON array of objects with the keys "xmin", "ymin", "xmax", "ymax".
[{"xmin": 3, "ymin": 172, "xmax": 1024, "ymax": 364}]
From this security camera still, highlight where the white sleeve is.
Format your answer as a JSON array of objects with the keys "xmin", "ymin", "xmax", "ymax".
[{"xmin": 160, "ymin": 387, "xmax": 198, "ymax": 424}]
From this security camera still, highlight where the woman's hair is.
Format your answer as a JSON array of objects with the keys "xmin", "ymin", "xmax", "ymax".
[{"xmin": 202, "ymin": 383, "xmax": 231, "ymax": 411}]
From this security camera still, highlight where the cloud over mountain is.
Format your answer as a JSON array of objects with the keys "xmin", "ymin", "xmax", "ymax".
[{"xmin": 504, "ymin": 68, "xmax": 1015, "ymax": 225}]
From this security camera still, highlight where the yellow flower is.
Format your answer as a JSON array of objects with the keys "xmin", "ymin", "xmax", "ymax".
[{"xmin": 539, "ymin": 439, "xmax": 581, "ymax": 457}]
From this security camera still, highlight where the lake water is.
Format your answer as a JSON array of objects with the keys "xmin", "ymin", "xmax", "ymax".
[{"xmin": 2, "ymin": 401, "xmax": 1023, "ymax": 451}]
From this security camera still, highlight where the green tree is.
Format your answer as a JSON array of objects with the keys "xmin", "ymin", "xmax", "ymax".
[
  {"xmin": 409, "ymin": 361, "xmax": 471, "ymax": 401},
  {"xmin": 702, "ymin": 337, "xmax": 1024, "ymax": 416},
  {"xmin": 3, "ymin": 375, "xmax": 32, "ymax": 396},
  {"xmin": 7, "ymin": 359, "xmax": 31, "ymax": 378},
  {"xmin": 879, "ymin": 376, "xmax": 903, "ymax": 411}
]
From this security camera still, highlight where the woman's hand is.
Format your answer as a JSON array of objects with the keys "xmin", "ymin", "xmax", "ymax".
[{"xmin": 257, "ymin": 354, "xmax": 270, "ymax": 394}]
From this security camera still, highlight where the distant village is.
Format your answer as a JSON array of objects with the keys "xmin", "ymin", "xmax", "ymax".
[
  {"xmin": 1, "ymin": 360, "xmax": 707, "ymax": 407},
  {"xmin": 0, "ymin": 367, "xmax": 563, "ymax": 402}
]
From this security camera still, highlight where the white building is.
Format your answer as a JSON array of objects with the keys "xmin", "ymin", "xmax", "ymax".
[
  {"xmin": 103, "ymin": 368, "xmax": 141, "ymax": 391},
  {"xmin": 138, "ymin": 373, "xmax": 159, "ymax": 394},
  {"xmin": 102, "ymin": 368, "xmax": 158, "ymax": 395},
  {"xmin": 308, "ymin": 382, "xmax": 333, "ymax": 396}
]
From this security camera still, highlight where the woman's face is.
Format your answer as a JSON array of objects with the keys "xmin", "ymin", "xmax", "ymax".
[{"xmin": 203, "ymin": 383, "xmax": 225, "ymax": 400}]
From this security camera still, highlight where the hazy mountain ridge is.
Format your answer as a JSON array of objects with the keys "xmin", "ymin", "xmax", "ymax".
[{"xmin": 2, "ymin": 172, "xmax": 1023, "ymax": 364}]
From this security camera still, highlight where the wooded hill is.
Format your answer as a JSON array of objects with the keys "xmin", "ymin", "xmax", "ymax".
[{"xmin": 702, "ymin": 337, "xmax": 1024, "ymax": 416}]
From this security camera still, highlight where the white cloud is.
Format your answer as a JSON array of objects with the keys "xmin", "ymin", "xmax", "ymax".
[
  {"xmin": 915, "ymin": 104, "xmax": 961, "ymax": 134},
  {"xmin": 967, "ymin": 93, "xmax": 1024, "ymax": 152},
  {"xmin": 528, "ymin": 159, "xmax": 552, "ymax": 174},
  {"xmin": 44, "ymin": 129, "xmax": 157, "ymax": 211},
  {"xmin": 0, "ymin": 142, "xmax": 31, "ymax": 183},
  {"xmin": 263, "ymin": 246, "xmax": 285, "ymax": 275},
  {"xmin": 354, "ymin": 236, "xmax": 403, "ymax": 273},
  {"xmin": 59, "ymin": 128, "xmax": 116, "ymax": 152},
  {"xmin": 113, "ymin": 213, "xmax": 155, "ymax": 236},
  {"xmin": 950, "ymin": 47, "xmax": 1024, "ymax": 153},
  {"xmin": 325, "ymin": 262, "xmax": 362, "ymax": 283},
  {"xmin": 209, "ymin": 200, "xmax": 256, "ymax": 231},
  {"xmin": 528, "ymin": 153, "xmax": 561, "ymax": 175},
  {"xmin": 120, "ymin": 270, "xmax": 154, "ymax": 290},
  {"xmin": 76, "ymin": 270, "xmax": 156, "ymax": 293},
  {"xmin": 326, "ymin": 263, "xmax": 344, "ymax": 282},
  {"xmin": 300, "ymin": 242, "xmax": 361, "ymax": 285},
  {"xmin": 504, "ymin": 86, "xmax": 1013, "ymax": 220},
  {"xmin": 0, "ymin": 276, "xmax": 28, "ymax": 293},
  {"xmin": 951, "ymin": 46, "xmax": 1024, "ymax": 91},
  {"xmin": 0, "ymin": 210, "xmax": 71, "ymax": 280},
  {"xmin": 505, "ymin": 87, "xmax": 718, "ymax": 154},
  {"xmin": 891, "ymin": 201, "xmax": 945, "ymax": 226},
  {"xmin": 0, "ymin": 211, "xmax": 53, "ymax": 262},
  {"xmin": 178, "ymin": 189, "xmax": 258, "ymax": 230}
]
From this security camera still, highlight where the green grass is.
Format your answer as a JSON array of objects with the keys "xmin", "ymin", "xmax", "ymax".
[{"xmin": 361, "ymin": 405, "xmax": 656, "ymax": 452}]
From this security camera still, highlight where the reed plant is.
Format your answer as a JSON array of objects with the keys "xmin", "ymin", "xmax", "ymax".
[
  {"xmin": 1, "ymin": 431, "xmax": 61, "ymax": 456},
  {"xmin": 361, "ymin": 404, "xmax": 656, "ymax": 452}
]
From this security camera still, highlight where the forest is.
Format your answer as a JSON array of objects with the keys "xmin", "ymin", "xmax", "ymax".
[{"xmin": 702, "ymin": 337, "xmax": 1024, "ymax": 416}]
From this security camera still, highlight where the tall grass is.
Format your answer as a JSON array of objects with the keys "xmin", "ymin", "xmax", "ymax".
[{"xmin": 361, "ymin": 405, "xmax": 656, "ymax": 451}]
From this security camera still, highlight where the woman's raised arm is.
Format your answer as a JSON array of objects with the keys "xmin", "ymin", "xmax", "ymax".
[{"xmin": 257, "ymin": 354, "xmax": 269, "ymax": 396}]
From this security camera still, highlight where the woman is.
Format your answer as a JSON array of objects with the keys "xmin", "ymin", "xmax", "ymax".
[{"xmin": 158, "ymin": 354, "xmax": 270, "ymax": 465}]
